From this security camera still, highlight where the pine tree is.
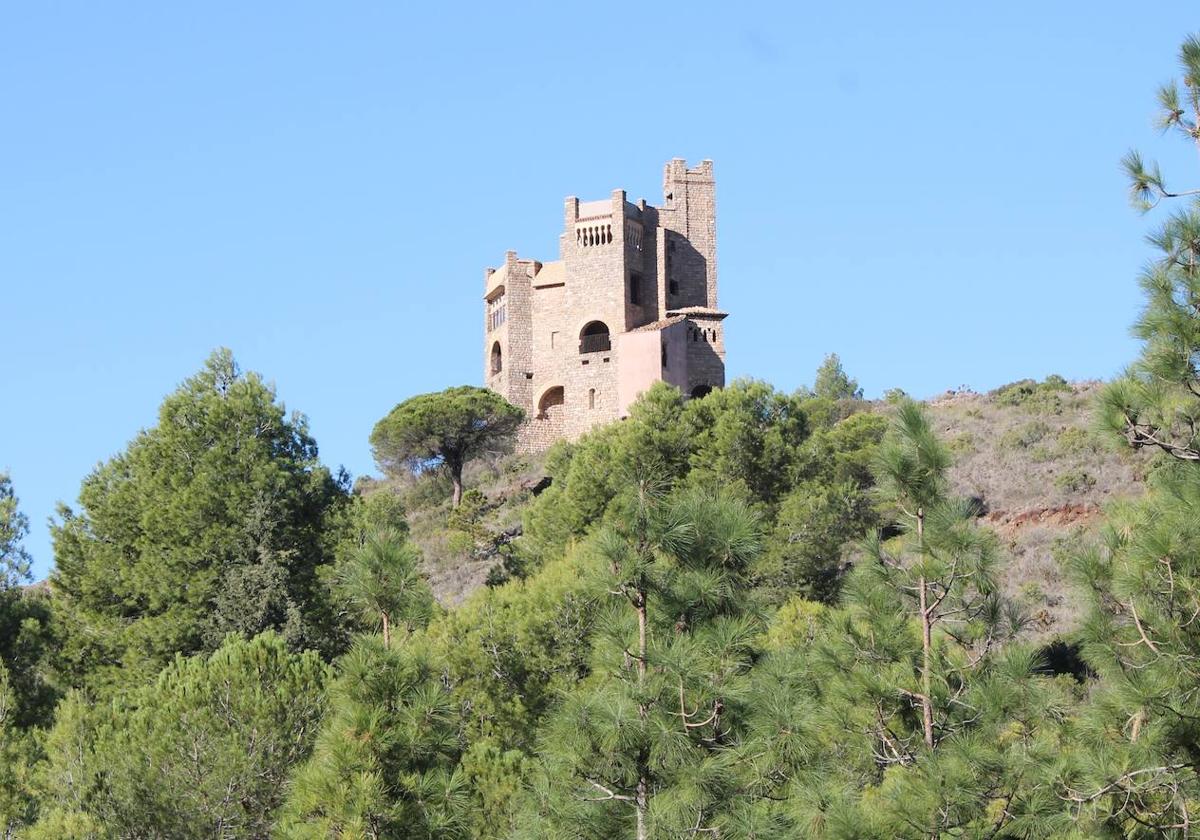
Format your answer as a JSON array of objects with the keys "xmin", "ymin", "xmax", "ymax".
[
  {"xmin": 813, "ymin": 353, "xmax": 863, "ymax": 402},
  {"xmin": 280, "ymin": 542, "xmax": 467, "ymax": 838},
  {"xmin": 370, "ymin": 386, "xmax": 524, "ymax": 507},
  {"xmin": 870, "ymin": 400, "xmax": 1012, "ymax": 748},
  {"xmin": 1104, "ymin": 35, "xmax": 1200, "ymax": 462},
  {"xmin": 1060, "ymin": 472, "xmax": 1200, "ymax": 834},
  {"xmin": 338, "ymin": 529, "xmax": 433, "ymax": 647},
  {"xmin": 1060, "ymin": 33, "xmax": 1200, "ymax": 835},
  {"xmin": 728, "ymin": 402, "xmax": 1068, "ymax": 837},
  {"xmin": 521, "ymin": 485, "xmax": 762, "ymax": 839},
  {"xmin": 51, "ymin": 349, "xmax": 350, "ymax": 693},
  {"xmin": 0, "ymin": 473, "xmax": 32, "ymax": 588},
  {"xmin": 28, "ymin": 633, "xmax": 330, "ymax": 838},
  {"xmin": 278, "ymin": 637, "xmax": 469, "ymax": 838}
]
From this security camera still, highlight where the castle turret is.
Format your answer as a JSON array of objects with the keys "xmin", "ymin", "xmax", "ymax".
[
  {"xmin": 482, "ymin": 159, "xmax": 726, "ymax": 450},
  {"xmin": 659, "ymin": 159, "xmax": 718, "ymax": 311}
]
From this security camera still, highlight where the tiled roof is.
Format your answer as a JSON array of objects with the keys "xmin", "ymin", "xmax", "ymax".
[
  {"xmin": 630, "ymin": 315, "xmax": 688, "ymax": 333},
  {"xmin": 532, "ymin": 261, "xmax": 565, "ymax": 287},
  {"xmin": 665, "ymin": 306, "xmax": 728, "ymax": 318}
]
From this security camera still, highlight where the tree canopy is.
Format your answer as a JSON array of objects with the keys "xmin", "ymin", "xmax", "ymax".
[
  {"xmin": 29, "ymin": 633, "xmax": 329, "ymax": 838},
  {"xmin": 813, "ymin": 352, "xmax": 864, "ymax": 401},
  {"xmin": 49, "ymin": 349, "xmax": 350, "ymax": 693},
  {"xmin": 371, "ymin": 385, "xmax": 525, "ymax": 506},
  {"xmin": 0, "ymin": 473, "xmax": 32, "ymax": 588}
]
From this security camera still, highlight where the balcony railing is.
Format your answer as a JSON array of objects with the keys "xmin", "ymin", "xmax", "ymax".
[{"xmin": 579, "ymin": 333, "xmax": 611, "ymax": 354}]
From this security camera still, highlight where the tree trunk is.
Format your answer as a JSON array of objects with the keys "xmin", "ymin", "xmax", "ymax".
[
  {"xmin": 918, "ymin": 576, "xmax": 934, "ymax": 748},
  {"xmin": 381, "ymin": 610, "xmax": 390, "ymax": 649},
  {"xmin": 451, "ymin": 471, "xmax": 463, "ymax": 508},
  {"xmin": 636, "ymin": 579, "xmax": 649, "ymax": 839},
  {"xmin": 635, "ymin": 770, "xmax": 648, "ymax": 840},
  {"xmin": 636, "ymin": 593, "xmax": 647, "ymax": 683},
  {"xmin": 917, "ymin": 507, "xmax": 934, "ymax": 748}
]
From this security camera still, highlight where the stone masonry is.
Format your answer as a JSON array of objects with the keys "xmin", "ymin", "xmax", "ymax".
[{"xmin": 483, "ymin": 159, "xmax": 727, "ymax": 451}]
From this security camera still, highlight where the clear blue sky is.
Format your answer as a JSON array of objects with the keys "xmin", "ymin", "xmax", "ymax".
[{"xmin": 2, "ymin": 2, "xmax": 1195, "ymax": 578}]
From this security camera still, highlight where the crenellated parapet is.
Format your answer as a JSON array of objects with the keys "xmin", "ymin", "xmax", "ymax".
[{"xmin": 482, "ymin": 160, "xmax": 726, "ymax": 451}]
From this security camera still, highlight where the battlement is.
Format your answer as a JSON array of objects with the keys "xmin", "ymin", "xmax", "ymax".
[{"xmin": 482, "ymin": 159, "xmax": 726, "ymax": 450}]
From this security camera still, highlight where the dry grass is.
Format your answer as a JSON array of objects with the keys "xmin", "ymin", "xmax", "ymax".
[
  {"xmin": 363, "ymin": 451, "xmax": 547, "ymax": 605},
  {"xmin": 923, "ymin": 380, "xmax": 1149, "ymax": 637}
]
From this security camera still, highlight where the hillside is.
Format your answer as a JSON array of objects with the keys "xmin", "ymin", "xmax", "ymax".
[
  {"xmin": 356, "ymin": 450, "xmax": 549, "ymax": 604},
  {"xmin": 381, "ymin": 377, "xmax": 1147, "ymax": 636},
  {"xmin": 927, "ymin": 378, "xmax": 1147, "ymax": 636}
]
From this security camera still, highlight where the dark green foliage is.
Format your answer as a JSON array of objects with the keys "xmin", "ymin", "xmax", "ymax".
[
  {"xmin": 370, "ymin": 385, "xmax": 525, "ymax": 506},
  {"xmin": 0, "ymin": 473, "xmax": 32, "ymax": 587},
  {"xmin": 1056, "ymin": 37, "xmax": 1200, "ymax": 834},
  {"xmin": 521, "ymin": 488, "xmax": 764, "ymax": 838},
  {"xmin": 522, "ymin": 381, "xmax": 882, "ymax": 611},
  {"xmin": 0, "ymin": 661, "xmax": 42, "ymax": 836},
  {"xmin": 734, "ymin": 605, "xmax": 1074, "ymax": 838},
  {"xmin": 0, "ymin": 589, "xmax": 57, "ymax": 731},
  {"xmin": 29, "ymin": 633, "xmax": 329, "ymax": 838},
  {"xmin": 49, "ymin": 349, "xmax": 350, "ymax": 693},
  {"xmin": 682, "ymin": 379, "xmax": 810, "ymax": 504},
  {"xmin": 279, "ymin": 635, "xmax": 469, "ymax": 839},
  {"xmin": 523, "ymin": 381, "xmax": 808, "ymax": 558},
  {"xmin": 0, "ymin": 479, "xmax": 58, "ymax": 732},
  {"xmin": 762, "ymin": 412, "xmax": 887, "ymax": 603},
  {"xmin": 1061, "ymin": 463, "xmax": 1200, "ymax": 833},
  {"xmin": 0, "ymin": 479, "xmax": 55, "ymax": 834},
  {"xmin": 763, "ymin": 481, "xmax": 875, "ymax": 603},
  {"xmin": 991, "ymin": 375, "xmax": 1071, "ymax": 413},
  {"xmin": 726, "ymin": 404, "xmax": 1070, "ymax": 838},
  {"xmin": 337, "ymin": 529, "xmax": 434, "ymax": 645},
  {"xmin": 431, "ymin": 548, "xmax": 601, "ymax": 750},
  {"xmin": 813, "ymin": 352, "xmax": 864, "ymax": 401},
  {"xmin": 520, "ymin": 383, "xmax": 692, "ymax": 565}
]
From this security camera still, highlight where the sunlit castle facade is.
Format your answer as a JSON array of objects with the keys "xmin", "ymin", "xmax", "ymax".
[{"xmin": 482, "ymin": 159, "xmax": 728, "ymax": 450}]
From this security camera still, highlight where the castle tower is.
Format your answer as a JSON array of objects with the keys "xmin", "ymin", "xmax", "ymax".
[{"xmin": 484, "ymin": 159, "xmax": 727, "ymax": 450}]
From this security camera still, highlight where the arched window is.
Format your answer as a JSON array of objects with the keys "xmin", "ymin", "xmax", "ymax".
[
  {"xmin": 490, "ymin": 342, "xmax": 502, "ymax": 375},
  {"xmin": 579, "ymin": 321, "xmax": 611, "ymax": 354},
  {"xmin": 690, "ymin": 384, "xmax": 713, "ymax": 400},
  {"xmin": 588, "ymin": 388, "xmax": 596, "ymax": 409}
]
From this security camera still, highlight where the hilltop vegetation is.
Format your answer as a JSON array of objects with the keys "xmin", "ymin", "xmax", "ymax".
[
  {"xmin": 6, "ymin": 33, "xmax": 1200, "ymax": 840},
  {"xmin": 0, "ymin": 359, "xmax": 1157, "ymax": 837},
  {"xmin": 378, "ymin": 375, "xmax": 1144, "ymax": 641}
]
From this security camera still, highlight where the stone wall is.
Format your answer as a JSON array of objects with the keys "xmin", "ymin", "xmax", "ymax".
[{"xmin": 486, "ymin": 159, "xmax": 725, "ymax": 451}]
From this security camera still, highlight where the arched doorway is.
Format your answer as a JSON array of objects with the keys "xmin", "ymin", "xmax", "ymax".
[
  {"xmin": 537, "ymin": 386, "xmax": 565, "ymax": 419},
  {"xmin": 490, "ymin": 342, "xmax": 502, "ymax": 375},
  {"xmin": 535, "ymin": 385, "xmax": 566, "ymax": 441}
]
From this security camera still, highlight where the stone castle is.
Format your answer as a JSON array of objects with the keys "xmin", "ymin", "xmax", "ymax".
[{"xmin": 483, "ymin": 159, "xmax": 727, "ymax": 450}]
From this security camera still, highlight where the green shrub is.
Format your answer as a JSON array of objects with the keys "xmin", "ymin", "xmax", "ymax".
[
  {"xmin": 1055, "ymin": 469, "xmax": 1097, "ymax": 493},
  {"xmin": 948, "ymin": 432, "xmax": 976, "ymax": 456},
  {"xmin": 999, "ymin": 421, "xmax": 1051, "ymax": 450},
  {"xmin": 1019, "ymin": 581, "xmax": 1046, "ymax": 604},
  {"xmin": 1029, "ymin": 444, "xmax": 1058, "ymax": 463},
  {"xmin": 1056, "ymin": 426, "xmax": 1100, "ymax": 456},
  {"xmin": 990, "ymin": 375, "xmax": 1072, "ymax": 414}
]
